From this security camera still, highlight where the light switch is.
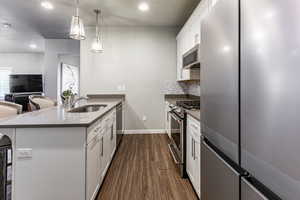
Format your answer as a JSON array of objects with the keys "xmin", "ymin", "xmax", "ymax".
[
  {"xmin": 117, "ymin": 84, "xmax": 126, "ymax": 91},
  {"xmin": 17, "ymin": 148, "xmax": 33, "ymax": 159}
]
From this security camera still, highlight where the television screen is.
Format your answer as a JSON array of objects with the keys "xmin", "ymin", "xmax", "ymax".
[{"xmin": 9, "ymin": 74, "xmax": 43, "ymax": 93}]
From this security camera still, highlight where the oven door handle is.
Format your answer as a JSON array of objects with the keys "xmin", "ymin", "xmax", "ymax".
[{"xmin": 168, "ymin": 144, "xmax": 181, "ymax": 164}]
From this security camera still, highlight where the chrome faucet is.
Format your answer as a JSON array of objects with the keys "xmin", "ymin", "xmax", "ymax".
[{"xmin": 71, "ymin": 96, "xmax": 89, "ymax": 108}]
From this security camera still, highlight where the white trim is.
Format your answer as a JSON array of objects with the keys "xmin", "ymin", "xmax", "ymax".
[{"xmin": 124, "ymin": 129, "xmax": 166, "ymax": 134}]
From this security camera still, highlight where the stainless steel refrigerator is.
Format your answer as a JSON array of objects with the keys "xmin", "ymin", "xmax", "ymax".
[{"xmin": 200, "ymin": 0, "xmax": 299, "ymax": 199}]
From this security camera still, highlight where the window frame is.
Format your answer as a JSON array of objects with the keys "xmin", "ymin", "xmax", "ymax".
[{"xmin": 0, "ymin": 68, "xmax": 12, "ymax": 100}]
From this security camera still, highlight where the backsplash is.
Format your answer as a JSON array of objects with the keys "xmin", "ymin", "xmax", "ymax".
[
  {"xmin": 162, "ymin": 80, "xmax": 188, "ymax": 94},
  {"xmin": 187, "ymin": 82, "xmax": 200, "ymax": 96},
  {"xmin": 163, "ymin": 80, "xmax": 200, "ymax": 96}
]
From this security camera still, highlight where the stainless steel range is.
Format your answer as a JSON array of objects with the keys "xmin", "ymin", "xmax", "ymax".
[{"xmin": 168, "ymin": 100, "xmax": 200, "ymax": 178}]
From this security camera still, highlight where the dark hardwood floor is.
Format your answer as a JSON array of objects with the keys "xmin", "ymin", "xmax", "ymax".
[{"xmin": 97, "ymin": 134, "xmax": 198, "ymax": 200}]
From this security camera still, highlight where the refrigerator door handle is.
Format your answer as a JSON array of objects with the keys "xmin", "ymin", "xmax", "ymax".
[
  {"xmin": 242, "ymin": 177, "xmax": 269, "ymax": 200},
  {"xmin": 202, "ymin": 138, "xmax": 240, "ymax": 176}
]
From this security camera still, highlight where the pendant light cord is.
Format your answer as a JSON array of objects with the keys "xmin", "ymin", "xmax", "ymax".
[
  {"xmin": 94, "ymin": 10, "xmax": 101, "ymax": 41},
  {"xmin": 76, "ymin": 0, "xmax": 79, "ymax": 17}
]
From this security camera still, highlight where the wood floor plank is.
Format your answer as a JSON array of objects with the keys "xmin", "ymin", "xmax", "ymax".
[{"xmin": 97, "ymin": 134, "xmax": 198, "ymax": 200}]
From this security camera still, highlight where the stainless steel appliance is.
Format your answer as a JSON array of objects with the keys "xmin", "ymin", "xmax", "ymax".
[
  {"xmin": 168, "ymin": 100, "xmax": 200, "ymax": 178},
  {"xmin": 183, "ymin": 44, "xmax": 201, "ymax": 69},
  {"xmin": 201, "ymin": 2, "xmax": 240, "ymax": 198},
  {"xmin": 240, "ymin": 0, "xmax": 300, "ymax": 199},
  {"xmin": 169, "ymin": 108, "xmax": 186, "ymax": 177},
  {"xmin": 116, "ymin": 103, "xmax": 123, "ymax": 148},
  {"xmin": 0, "ymin": 135, "xmax": 12, "ymax": 200},
  {"xmin": 201, "ymin": 0, "xmax": 297, "ymax": 199}
]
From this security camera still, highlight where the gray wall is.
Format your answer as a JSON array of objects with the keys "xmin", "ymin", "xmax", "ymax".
[
  {"xmin": 80, "ymin": 26, "xmax": 178, "ymax": 130},
  {"xmin": 0, "ymin": 53, "xmax": 44, "ymax": 74},
  {"xmin": 44, "ymin": 39, "xmax": 80, "ymax": 99}
]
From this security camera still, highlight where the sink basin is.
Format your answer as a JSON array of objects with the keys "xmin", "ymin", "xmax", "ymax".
[{"xmin": 68, "ymin": 104, "xmax": 107, "ymax": 113}]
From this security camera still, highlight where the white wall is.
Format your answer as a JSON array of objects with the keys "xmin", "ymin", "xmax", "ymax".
[
  {"xmin": 80, "ymin": 26, "xmax": 178, "ymax": 130},
  {"xmin": 44, "ymin": 39, "xmax": 80, "ymax": 99},
  {"xmin": 0, "ymin": 53, "xmax": 44, "ymax": 74}
]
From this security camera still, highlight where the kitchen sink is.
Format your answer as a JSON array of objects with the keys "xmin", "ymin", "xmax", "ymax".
[{"xmin": 68, "ymin": 104, "xmax": 107, "ymax": 113}]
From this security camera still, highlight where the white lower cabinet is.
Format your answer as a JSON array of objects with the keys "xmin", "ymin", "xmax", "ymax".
[
  {"xmin": 186, "ymin": 115, "xmax": 201, "ymax": 198},
  {"xmin": 103, "ymin": 124, "xmax": 111, "ymax": 176},
  {"xmin": 98, "ymin": 127, "xmax": 105, "ymax": 185},
  {"xmin": 86, "ymin": 134, "xmax": 101, "ymax": 200},
  {"xmin": 108, "ymin": 110, "xmax": 117, "ymax": 159},
  {"xmin": 86, "ymin": 108, "xmax": 117, "ymax": 200},
  {"xmin": 165, "ymin": 102, "xmax": 171, "ymax": 138}
]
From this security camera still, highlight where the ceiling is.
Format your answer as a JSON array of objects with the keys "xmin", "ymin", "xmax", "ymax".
[{"xmin": 0, "ymin": 0, "xmax": 200, "ymax": 37}]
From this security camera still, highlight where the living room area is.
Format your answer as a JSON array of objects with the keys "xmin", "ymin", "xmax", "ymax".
[{"xmin": 0, "ymin": 34, "xmax": 80, "ymax": 112}]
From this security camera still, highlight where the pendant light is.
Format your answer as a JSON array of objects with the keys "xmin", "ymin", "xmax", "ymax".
[
  {"xmin": 91, "ymin": 9, "xmax": 104, "ymax": 53},
  {"xmin": 69, "ymin": 0, "xmax": 86, "ymax": 40}
]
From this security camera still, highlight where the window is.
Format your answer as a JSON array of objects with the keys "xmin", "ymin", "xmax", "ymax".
[
  {"xmin": 61, "ymin": 64, "xmax": 79, "ymax": 95},
  {"xmin": 0, "ymin": 68, "xmax": 12, "ymax": 99}
]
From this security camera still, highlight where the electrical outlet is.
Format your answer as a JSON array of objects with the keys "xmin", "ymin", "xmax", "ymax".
[{"xmin": 17, "ymin": 148, "xmax": 33, "ymax": 159}]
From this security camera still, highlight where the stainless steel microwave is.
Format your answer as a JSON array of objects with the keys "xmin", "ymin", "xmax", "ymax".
[{"xmin": 182, "ymin": 44, "xmax": 200, "ymax": 69}]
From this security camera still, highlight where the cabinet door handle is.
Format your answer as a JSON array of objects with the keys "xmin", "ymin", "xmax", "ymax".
[
  {"xmin": 191, "ymin": 138, "xmax": 194, "ymax": 158},
  {"xmin": 111, "ymin": 126, "xmax": 113, "ymax": 140},
  {"xmin": 101, "ymin": 137, "xmax": 104, "ymax": 156},
  {"xmin": 193, "ymin": 139, "xmax": 196, "ymax": 160},
  {"xmin": 194, "ymin": 140, "xmax": 197, "ymax": 160}
]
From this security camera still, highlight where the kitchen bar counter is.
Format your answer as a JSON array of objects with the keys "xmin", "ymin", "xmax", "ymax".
[{"xmin": 0, "ymin": 98, "xmax": 123, "ymax": 128}]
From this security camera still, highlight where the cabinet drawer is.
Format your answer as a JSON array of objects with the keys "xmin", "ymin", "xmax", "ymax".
[
  {"xmin": 87, "ymin": 122, "xmax": 102, "ymax": 144},
  {"xmin": 104, "ymin": 109, "xmax": 116, "ymax": 128},
  {"xmin": 187, "ymin": 115, "xmax": 201, "ymax": 139}
]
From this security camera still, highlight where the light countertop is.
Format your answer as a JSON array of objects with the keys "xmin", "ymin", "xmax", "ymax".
[
  {"xmin": 0, "ymin": 98, "xmax": 123, "ymax": 128},
  {"xmin": 186, "ymin": 110, "xmax": 200, "ymax": 121}
]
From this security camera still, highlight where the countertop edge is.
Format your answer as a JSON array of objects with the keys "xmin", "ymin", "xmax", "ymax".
[
  {"xmin": 186, "ymin": 111, "xmax": 200, "ymax": 122},
  {"xmin": 0, "ymin": 100, "xmax": 122, "ymax": 129}
]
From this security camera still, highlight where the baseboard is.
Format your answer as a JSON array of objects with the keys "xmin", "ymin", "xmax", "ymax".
[{"xmin": 124, "ymin": 129, "xmax": 166, "ymax": 134}]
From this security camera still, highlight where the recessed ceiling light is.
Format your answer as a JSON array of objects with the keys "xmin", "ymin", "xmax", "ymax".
[
  {"xmin": 41, "ymin": 1, "xmax": 54, "ymax": 10},
  {"xmin": 138, "ymin": 2, "xmax": 149, "ymax": 12},
  {"xmin": 29, "ymin": 44, "xmax": 37, "ymax": 49}
]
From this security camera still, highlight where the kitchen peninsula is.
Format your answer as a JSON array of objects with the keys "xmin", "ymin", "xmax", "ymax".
[{"xmin": 0, "ymin": 96, "xmax": 124, "ymax": 200}]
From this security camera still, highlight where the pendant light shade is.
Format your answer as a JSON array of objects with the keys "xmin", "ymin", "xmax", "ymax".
[
  {"xmin": 69, "ymin": 0, "xmax": 86, "ymax": 40},
  {"xmin": 91, "ymin": 37, "xmax": 104, "ymax": 53},
  {"xmin": 91, "ymin": 9, "xmax": 104, "ymax": 53}
]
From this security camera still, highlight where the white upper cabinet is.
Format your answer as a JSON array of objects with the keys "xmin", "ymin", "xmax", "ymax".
[{"xmin": 176, "ymin": 0, "xmax": 211, "ymax": 81}]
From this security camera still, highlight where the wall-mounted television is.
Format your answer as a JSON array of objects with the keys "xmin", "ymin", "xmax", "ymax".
[{"xmin": 9, "ymin": 74, "xmax": 43, "ymax": 93}]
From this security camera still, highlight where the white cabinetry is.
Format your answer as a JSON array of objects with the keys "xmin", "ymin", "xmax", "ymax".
[
  {"xmin": 12, "ymin": 107, "xmax": 118, "ymax": 200},
  {"xmin": 98, "ymin": 126, "xmax": 106, "ymax": 185},
  {"xmin": 86, "ymin": 131, "xmax": 101, "ymax": 200},
  {"xmin": 176, "ymin": 0, "xmax": 210, "ymax": 81},
  {"xmin": 108, "ymin": 109, "xmax": 117, "ymax": 159},
  {"xmin": 165, "ymin": 102, "xmax": 171, "ymax": 138},
  {"xmin": 86, "ymin": 108, "xmax": 117, "ymax": 200},
  {"xmin": 186, "ymin": 115, "xmax": 201, "ymax": 198}
]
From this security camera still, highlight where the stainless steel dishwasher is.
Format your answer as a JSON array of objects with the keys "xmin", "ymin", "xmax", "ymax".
[{"xmin": 116, "ymin": 103, "xmax": 123, "ymax": 148}]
